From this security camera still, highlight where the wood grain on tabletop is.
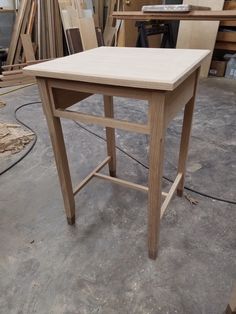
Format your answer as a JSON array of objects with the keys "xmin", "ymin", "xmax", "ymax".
[{"xmin": 24, "ymin": 47, "xmax": 209, "ymax": 91}]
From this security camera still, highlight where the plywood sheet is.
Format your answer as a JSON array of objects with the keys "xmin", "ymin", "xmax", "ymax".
[
  {"xmin": 176, "ymin": 0, "xmax": 224, "ymax": 77},
  {"xmin": 78, "ymin": 17, "xmax": 98, "ymax": 50}
]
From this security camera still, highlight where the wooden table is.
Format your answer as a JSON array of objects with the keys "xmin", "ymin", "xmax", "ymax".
[
  {"xmin": 24, "ymin": 47, "xmax": 209, "ymax": 259},
  {"xmin": 112, "ymin": 10, "xmax": 236, "ymax": 21}
]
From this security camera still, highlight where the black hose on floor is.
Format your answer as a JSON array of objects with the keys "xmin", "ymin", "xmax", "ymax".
[{"xmin": 1, "ymin": 99, "xmax": 235, "ymax": 205}]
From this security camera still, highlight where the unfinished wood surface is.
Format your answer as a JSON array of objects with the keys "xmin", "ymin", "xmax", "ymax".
[
  {"xmin": 148, "ymin": 92, "xmax": 166, "ymax": 260},
  {"xmin": 227, "ymin": 285, "xmax": 236, "ymax": 313},
  {"xmin": 176, "ymin": 0, "xmax": 224, "ymax": 78},
  {"xmin": 164, "ymin": 71, "xmax": 196, "ymax": 127},
  {"xmin": 6, "ymin": 0, "xmax": 29, "ymax": 65},
  {"xmin": 78, "ymin": 17, "xmax": 98, "ymax": 50},
  {"xmin": 73, "ymin": 157, "xmax": 111, "ymax": 195},
  {"xmin": 177, "ymin": 69, "xmax": 200, "ymax": 197},
  {"xmin": 26, "ymin": 0, "xmax": 37, "ymax": 35},
  {"xmin": 66, "ymin": 28, "xmax": 83, "ymax": 54},
  {"xmin": 24, "ymin": 47, "xmax": 209, "ymax": 91},
  {"xmin": 112, "ymin": 10, "xmax": 236, "ymax": 21},
  {"xmin": 1, "ymin": 74, "xmax": 30, "ymax": 81},
  {"xmin": 48, "ymin": 78, "xmax": 151, "ymax": 100},
  {"xmin": 2, "ymin": 70, "xmax": 24, "ymax": 76},
  {"xmin": 32, "ymin": 43, "xmax": 203, "ymax": 259},
  {"xmin": 221, "ymin": 0, "xmax": 236, "ymax": 27},
  {"xmin": 37, "ymin": 78, "xmax": 75, "ymax": 225},
  {"xmin": 94, "ymin": 173, "xmax": 148, "ymax": 193},
  {"xmin": 0, "ymin": 77, "xmax": 35, "ymax": 88},
  {"xmin": 54, "ymin": 109, "xmax": 149, "ymax": 134},
  {"xmin": 52, "ymin": 88, "xmax": 91, "ymax": 109},
  {"xmin": 217, "ymin": 32, "xmax": 236, "ymax": 43},
  {"xmin": 21, "ymin": 34, "xmax": 36, "ymax": 62},
  {"xmin": 104, "ymin": 96, "xmax": 116, "ymax": 177},
  {"xmin": 215, "ymin": 42, "xmax": 236, "ymax": 51},
  {"xmin": 160, "ymin": 173, "xmax": 182, "ymax": 218}
]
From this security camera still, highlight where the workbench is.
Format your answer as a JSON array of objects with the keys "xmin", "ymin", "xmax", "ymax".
[
  {"xmin": 24, "ymin": 47, "xmax": 209, "ymax": 259},
  {"xmin": 112, "ymin": 10, "xmax": 236, "ymax": 21}
]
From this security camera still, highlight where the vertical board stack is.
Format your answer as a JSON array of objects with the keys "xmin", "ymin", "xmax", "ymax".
[
  {"xmin": 1, "ymin": 0, "xmax": 145, "ymax": 87},
  {"xmin": 215, "ymin": 0, "xmax": 236, "ymax": 51},
  {"xmin": 0, "ymin": 0, "xmax": 64, "ymax": 87}
]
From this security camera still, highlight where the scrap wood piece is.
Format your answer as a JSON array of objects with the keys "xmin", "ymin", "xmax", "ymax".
[
  {"xmin": 184, "ymin": 193, "xmax": 199, "ymax": 205},
  {"xmin": 0, "ymin": 122, "xmax": 35, "ymax": 155},
  {"xmin": 0, "ymin": 101, "xmax": 6, "ymax": 108}
]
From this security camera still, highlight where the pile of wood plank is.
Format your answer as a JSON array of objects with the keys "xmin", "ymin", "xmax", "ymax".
[
  {"xmin": 215, "ymin": 0, "xmax": 236, "ymax": 51},
  {"xmin": 0, "ymin": 0, "xmax": 124, "ymax": 87},
  {"xmin": 57, "ymin": 0, "xmax": 121, "ymax": 53},
  {"xmin": 6, "ymin": 0, "xmax": 63, "ymax": 65},
  {"xmin": 0, "ymin": 0, "xmax": 64, "ymax": 87}
]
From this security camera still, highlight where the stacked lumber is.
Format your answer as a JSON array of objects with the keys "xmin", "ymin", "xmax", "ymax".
[
  {"xmin": 58, "ymin": 0, "xmax": 123, "ymax": 52},
  {"xmin": 176, "ymin": 0, "xmax": 225, "ymax": 78},
  {"xmin": 1, "ymin": 0, "xmax": 63, "ymax": 87},
  {"xmin": 6, "ymin": 0, "xmax": 63, "ymax": 65},
  {"xmin": 1, "ymin": 0, "xmax": 142, "ymax": 88},
  {"xmin": 215, "ymin": 0, "xmax": 236, "ymax": 51},
  {"xmin": 0, "ymin": 35, "xmax": 49, "ymax": 87},
  {"xmin": 37, "ymin": 0, "xmax": 64, "ymax": 59},
  {"xmin": 58, "ymin": 0, "xmax": 99, "ymax": 52}
]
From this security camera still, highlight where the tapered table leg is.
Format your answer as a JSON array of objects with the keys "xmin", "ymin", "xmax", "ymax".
[
  {"xmin": 104, "ymin": 95, "xmax": 116, "ymax": 177},
  {"xmin": 148, "ymin": 92, "xmax": 166, "ymax": 259},
  {"xmin": 177, "ymin": 70, "xmax": 199, "ymax": 197},
  {"xmin": 37, "ymin": 78, "xmax": 75, "ymax": 224}
]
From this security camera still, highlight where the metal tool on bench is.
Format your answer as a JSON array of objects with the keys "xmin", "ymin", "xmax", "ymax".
[{"xmin": 142, "ymin": 4, "xmax": 211, "ymax": 13}]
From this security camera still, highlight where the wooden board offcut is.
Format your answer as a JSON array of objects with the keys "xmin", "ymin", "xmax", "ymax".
[{"xmin": 176, "ymin": 0, "xmax": 225, "ymax": 77}]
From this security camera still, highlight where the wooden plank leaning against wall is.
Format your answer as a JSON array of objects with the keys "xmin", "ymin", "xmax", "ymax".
[{"xmin": 176, "ymin": 0, "xmax": 225, "ymax": 77}]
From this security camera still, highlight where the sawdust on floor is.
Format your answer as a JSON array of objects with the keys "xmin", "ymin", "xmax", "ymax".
[{"xmin": 0, "ymin": 122, "xmax": 35, "ymax": 156}]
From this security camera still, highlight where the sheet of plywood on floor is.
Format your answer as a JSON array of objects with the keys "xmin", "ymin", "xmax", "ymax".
[{"xmin": 176, "ymin": 0, "xmax": 224, "ymax": 78}]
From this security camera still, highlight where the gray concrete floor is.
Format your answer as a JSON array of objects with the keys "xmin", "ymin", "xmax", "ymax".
[{"xmin": 0, "ymin": 77, "xmax": 235, "ymax": 314}]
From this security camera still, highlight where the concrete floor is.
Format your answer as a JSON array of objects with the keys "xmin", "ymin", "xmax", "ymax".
[{"xmin": 0, "ymin": 77, "xmax": 235, "ymax": 314}]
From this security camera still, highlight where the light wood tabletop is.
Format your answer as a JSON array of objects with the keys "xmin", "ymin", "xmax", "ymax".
[
  {"xmin": 24, "ymin": 47, "xmax": 209, "ymax": 91},
  {"xmin": 112, "ymin": 10, "xmax": 236, "ymax": 21}
]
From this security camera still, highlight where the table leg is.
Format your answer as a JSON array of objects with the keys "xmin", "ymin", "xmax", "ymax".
[
  {"xmin": 177, "ymin": 69, "xmax": 200, "ymax": 197},
  {"xmin": 225, "ymin": 285, "xmax": 236, "ymax": 314},
  {"xmin": 104, "ymin": 95, "xmax": 116, "ymax": 177},
  {"xmin": 176, "ymin": 97, "xmax": 195, "ymax": 197},
  {"xmin": 148, "ymin": 92, "xmax": 166, "ymax": 259},
  {"xmin": 37, "ymin": 79, "xmax": 75, "ymax": 225}
]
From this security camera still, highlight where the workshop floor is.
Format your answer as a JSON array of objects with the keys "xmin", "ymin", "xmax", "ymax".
[{"xmin": 0, "ymin": 77, "xmax": 235, "ymax": 314}]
